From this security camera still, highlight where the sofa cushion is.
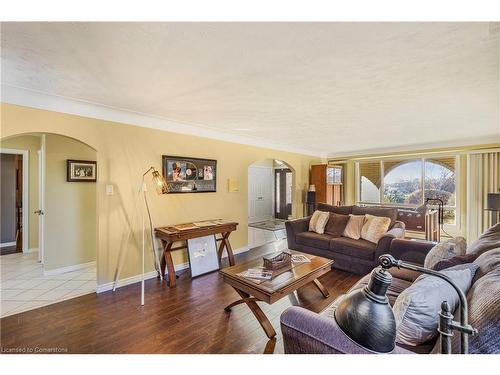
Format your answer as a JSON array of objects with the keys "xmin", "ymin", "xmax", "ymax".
[
  {"xmin": 431, "ymin": 267, "xmax": 500, "ymax": 354},
  {"xmin": 330, "ymin": 237, "xmax": 376, "ymax": 261},
  {"xmin": 472, "ymin": 247, "xmax": 500, "ymax": 283},
  {"xmin": 361, "ymin": 214, "xmax": 391, "ymax": 243},
  {"xmin": 352, "ymin": 206, "xmax": 398, "ymax": 227},
  {"xmin": 342, "ymin": 214, "xmax": 365, "ymax": 240},
  {"xmin": 393, "ymin": 263, "xmax": 478, "ymax": 347},
  {"xmin": 308, "ymin": 210, "xmax": 330, "ymax": 234},
  {"xmin": 424, "ymin": 237, "xmax": 467, "ymax": 269},
  {"xmin": 467, "ymin": 223, "xmax": 500, "ymax": 255},
  {"xmin": 388, "ymin": 267, "xmax": 421, "ymax": 283},
  {"xmin": 296, "ymin": 232, "xmax": 333, "ymax": 250},
  {"xmin": 317, "ymin": 203, "xmax": 353, "ymax": 215},
  {"xmin": 324, "ymin": 213, "xmax": 350, "ymax": 237}
]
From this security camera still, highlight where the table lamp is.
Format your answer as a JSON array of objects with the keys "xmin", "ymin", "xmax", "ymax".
[{"xmin": 486, "ymin": 192, "xmax": 500, "ymax": 225}]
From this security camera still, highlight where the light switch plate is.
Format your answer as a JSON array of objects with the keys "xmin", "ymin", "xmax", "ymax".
[{"xmin": 106, "ymin": 184, "xmax": 114, "ymax": 195}]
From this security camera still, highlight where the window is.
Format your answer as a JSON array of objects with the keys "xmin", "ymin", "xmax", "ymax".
[
  {"xmin": 357, "ymin": 156, "xmax": 458, "ymax": 225},
  {"xmin": 359, "ymin": 161, "xmax": 381, "ymax": 203}
]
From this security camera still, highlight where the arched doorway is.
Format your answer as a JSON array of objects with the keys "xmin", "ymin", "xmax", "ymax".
[
  {"xmin": 247, "ymin": 159, "xmax": 295, "ymax": 248},
  {"xmin": 0, "ymin": 132, "xmax": 98, "ymax": 317}
]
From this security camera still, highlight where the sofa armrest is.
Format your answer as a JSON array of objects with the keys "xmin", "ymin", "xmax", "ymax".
[
  {"xmin": 388, "ymin": 238, "xmax": 436, "ymax": 266},
  {"xmin": 285, "ymin": 217, "xmax": 311, "ymax": 249},
  {"xmin": 280, "ymin": 306, "xmax": 411, "ymax": 354},
  {"xmin": 375, "ymin": 222, "xmax": 406, "ymax": 255}
]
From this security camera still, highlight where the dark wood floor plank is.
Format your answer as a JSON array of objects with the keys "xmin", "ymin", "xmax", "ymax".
[{"xmin": 1, "ymin": 242, "xmax": 359, "ymax": 353}]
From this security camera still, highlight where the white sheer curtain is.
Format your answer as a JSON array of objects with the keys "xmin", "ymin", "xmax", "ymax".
[{"xmin": 467, "ymin": 151, "xmax": 500, "ymax": 241}]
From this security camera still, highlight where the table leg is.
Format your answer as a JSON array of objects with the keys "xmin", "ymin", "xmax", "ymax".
[
  {"xmin": 230, "ymin": 288, "xmax": 276, "ymax": 339},
  {"xmin": 160, "ymin": 242, "xmax": 176, "ymax": 287},
  {"xmin": 218, "ymin": 232, "xmax": 235, "ymax": 266},
  {"xmin": 224, "ymin": 297, "xmax": 260, "ymax": 311},
  {"xmin": 312, "ymin": 279, "xmax": 330, "ymax": 298}
]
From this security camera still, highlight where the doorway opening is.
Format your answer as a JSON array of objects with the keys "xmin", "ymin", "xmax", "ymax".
[
  {"xmin": 1, "ymin": 150, "xmax": 28, "ymax": 255},
  {"xmin": 247, "ymin": 159, "xmax": 295, "ymax": 249},
  {"xmin": 0, "ymin": 133, "xmax": 98, "ymax": 318}
]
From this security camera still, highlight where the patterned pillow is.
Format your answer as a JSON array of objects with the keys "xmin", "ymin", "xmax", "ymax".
[
  {"xmin": 424, "ymin": 237, "xmax": 467, "ymax": 269},
  {"xmin": 308, "ymin": 210, "xmax": 330, "ymax": 234},
  {"xmin": 342, "ymin": 214, "xmax": 365, "ymax": 240},
  {"xmin": 361, "ymin": 214, "xmax": 391, "ymax": 243}
]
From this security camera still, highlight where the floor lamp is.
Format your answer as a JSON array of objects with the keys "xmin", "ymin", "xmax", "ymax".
[
  {"xmin": 113, "ymin": 166, "xmax": 167, "ymax": 306},
  {"xmin": 140, "ymin": 167, "xmax": 168, "ymax": 305}
]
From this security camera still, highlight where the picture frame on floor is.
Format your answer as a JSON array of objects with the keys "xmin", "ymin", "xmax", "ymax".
[{"xmin": 187, "ymin": 235, "xmax": 220, "ymax": 277}]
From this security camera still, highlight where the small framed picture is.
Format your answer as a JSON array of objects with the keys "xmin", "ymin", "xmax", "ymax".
[
  {"xmin": 67, "ymin": 160, "xmax": 97, "ymax": 182},
  {"xmin": 187, "ymin": 235, "xmax": 220, "ymax": 277}
]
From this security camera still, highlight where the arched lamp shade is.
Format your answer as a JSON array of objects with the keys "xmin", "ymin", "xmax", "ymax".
[{"xmin": 334, "ymin": 267, "xmax": 396, "ymax": 353}]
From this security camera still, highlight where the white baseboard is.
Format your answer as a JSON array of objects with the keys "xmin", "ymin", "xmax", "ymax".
[
  {"xmin": 25, "ymin": 247, "xmax": 39, "ymax": 254},
  {"xmin": 96, "ymin": 261, "xmax": 190, "ymax": 293},
  {"xmin": 96, "ymin": 245, "xmax": 253, "ymax": 294},
  {"xmin": 44, "ymin": 261, "xmax": 96, "ymax": 276},
  {"xmin": 0, "ymin": 241, "xmax": 16, "ymax": 248}
]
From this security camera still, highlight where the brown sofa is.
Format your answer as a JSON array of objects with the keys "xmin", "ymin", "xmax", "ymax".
[
  {"xmin": 281, "ymin": 223, "xmax": 500, "ymax": 354},
  {"xmin": 285, "ymin": 204, "xmax": 406, "ymax": 274}
]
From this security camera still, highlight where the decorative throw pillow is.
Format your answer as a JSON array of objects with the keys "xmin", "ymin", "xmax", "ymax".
[
  {"xmin": 308, "ymin": 210, "xmax": 330, "ymax": 234},
  {"xmin": 324, "ymin": 213, "xmax": 350, "ymax": 237},
  {"xmin": 342, "ymin": 214, "xmax": 365, "ymax": 240},
  {"xmin": 424, "ymin": 236, "xmax": 467, "ymax": 269},
  {"xmin": 393, "ymin": 263, "xmax": 478, "ymax": 346},
  {"xmin": 360, "ymin": 214, "xmax": 391, "ymax": 243}
]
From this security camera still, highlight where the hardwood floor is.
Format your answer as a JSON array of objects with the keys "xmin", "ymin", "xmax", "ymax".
[{"xmin": 0, "ymin": 242, "xmax": 359, "ymax": 354}]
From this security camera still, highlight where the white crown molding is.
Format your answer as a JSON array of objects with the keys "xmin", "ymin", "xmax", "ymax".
[
  {"xmin": 1, "ymin": 84, "xmax": 325, "ymax": 158},
  {"xmin": 327, "ymin": 135, "xmax": 500, "ymax": 159}
]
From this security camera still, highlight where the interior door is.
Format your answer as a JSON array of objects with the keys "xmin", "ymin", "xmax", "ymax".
[
  {"xmin": 37, "ymin": 147, "xmax": 45, "ymax": 264},
  {"xmin": 275, "ymin": 168, "xmax": 293, "ymax": 220},
  {"xmin": 248, "ymin": 166, "xmax": 273, "ymax": 223}
]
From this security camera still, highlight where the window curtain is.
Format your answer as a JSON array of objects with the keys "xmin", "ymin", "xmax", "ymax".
[{"xmin": 467, "ymin": 152, "xmax": 500, "ymax": 241}]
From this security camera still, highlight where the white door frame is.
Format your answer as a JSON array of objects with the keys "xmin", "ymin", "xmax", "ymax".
[
  {"xmin": 0, "ymin": 148, "xmax": 29, "ymax": 253},
  {"xmin": 38, "ymin": 135, "xmax": 46, "ymax": 264}
]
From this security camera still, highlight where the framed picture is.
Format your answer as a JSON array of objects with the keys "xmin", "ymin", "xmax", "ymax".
[
  {"xmin": 162, "ymin": 155, "xmax": 217, "ymax": 193},
  {"xmin": 187, "ymin": 235, "xmax": 220, "ymax": 277},
  {"xmin": 67, "ymin": 160, "xmax": 97, "ymax": 182}
]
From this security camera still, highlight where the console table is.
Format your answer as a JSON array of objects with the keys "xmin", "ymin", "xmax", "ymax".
[{"xmin": 155, "ymin": 221, "xmax": 238, "ymax": 287}]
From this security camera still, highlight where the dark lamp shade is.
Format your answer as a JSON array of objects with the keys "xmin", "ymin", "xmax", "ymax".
[
  {"xmin": 334, "ymin": 268, "xmax": 396, "ymax": 353},
  {"xmin": 152, "ymin": 170, "xmax": 168, "ymax": 194},
  {"xmin": 487, "ymin": 193, "xmax": 500, "ymax": 210}
]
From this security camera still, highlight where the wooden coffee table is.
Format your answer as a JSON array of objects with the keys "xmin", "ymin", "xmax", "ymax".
[{"xmin": 220, "ymin": 250, "xmax": 333, "ymax": 338}]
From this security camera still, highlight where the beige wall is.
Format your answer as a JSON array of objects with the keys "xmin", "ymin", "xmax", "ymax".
[
  {"xmin": 0, "ymin": 135, "xmax": 40, "ymax": 249},
  {"xmin": 1, "ymin": 103, "xmax": 321, "ymax": 285},
  {"xmin": 44, "ymin": 134, "xmax": 97, "ymax": 270}
]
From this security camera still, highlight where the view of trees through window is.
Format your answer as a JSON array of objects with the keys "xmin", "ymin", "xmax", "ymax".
[{"xmin": 358, "ymin": 157, "xmax": 457, "ymax": 224}]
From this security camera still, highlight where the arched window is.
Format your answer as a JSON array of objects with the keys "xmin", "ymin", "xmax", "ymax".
[{"xmin": 357, "ymin": 157, "xmax": 457, "ymax": 225}]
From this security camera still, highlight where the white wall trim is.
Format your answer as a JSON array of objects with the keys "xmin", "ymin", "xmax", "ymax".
[
  {"xmin": 0, "ymin": 241, "xmax": 16, "ymax": 248},
  {"xmin": 0, "ymin": 147, "xmax": 29, "ymax": 253},
  {"xmin": 96, "ymin": 262, "xmax": 190, "ymax": 294},
  {"xmin": 96, "ymin": 244, "xmax": 252, "ymax": 294},
  {"xmin": 44, "ymin": 261, "xmax": 96, "ymax": 276},
  {"xmin": 2, "ymin": 84, "xmax": 324, "ymax": 158}
]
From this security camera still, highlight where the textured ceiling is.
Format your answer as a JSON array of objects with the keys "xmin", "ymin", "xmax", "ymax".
[{"xmin": 1, "ymin": 22, "xmax": 499, "ymax": 157}]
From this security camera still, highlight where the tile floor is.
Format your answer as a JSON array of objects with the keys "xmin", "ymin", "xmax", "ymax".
[{"xmin": 0, "ymin": 252, "xmax": 96, "ymax": 318}]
